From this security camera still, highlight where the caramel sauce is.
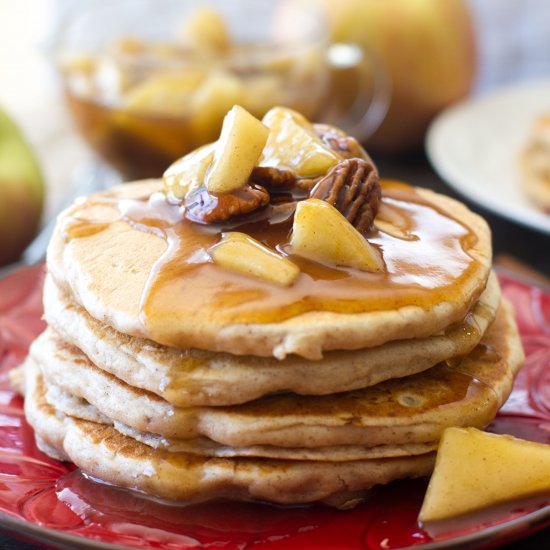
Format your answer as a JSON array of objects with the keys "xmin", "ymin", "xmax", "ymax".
[
  {"xmin": 65, "ymin": 82, "xmax": 323, "ymax": 181},
  {"xmin": 62, "ymin": 181, "xmax": 485, "ymax": 342},
  {"xmin": 65, "ymin": 93, "xmax": 191, "ymax": 180}
]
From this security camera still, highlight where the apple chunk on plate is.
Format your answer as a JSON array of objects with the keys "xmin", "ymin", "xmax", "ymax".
[
  {"xmin": 209, "ymin": 232, "xmax": 300, "ymax": 287},
  {"xmin": 290, "ymin": 199, "xmax": 384, "ymax": 272},
  {"xmin": 205, "ymin": 105, "xmax": 269, "ymax": 194},
  {"xmin": 419, "ymin": 427, "xmax": 550, "ymax": 522}
]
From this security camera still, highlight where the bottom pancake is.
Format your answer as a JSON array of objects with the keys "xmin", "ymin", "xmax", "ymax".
[{"xmin": 23, "ymin": 361, "xmax": 434, "ymax": 507}]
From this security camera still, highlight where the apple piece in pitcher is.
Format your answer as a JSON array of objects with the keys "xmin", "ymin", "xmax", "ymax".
[
  {"xmin": 189, "ymin": 72, "xmax": 246, "ymax": 145},
  {"xmin": 180, "ymin": 7, "xmax": 230, "ymax": 52},
  {"xmin": 122, "ymin": 71, "xmax": 206, "ymax": 117}
]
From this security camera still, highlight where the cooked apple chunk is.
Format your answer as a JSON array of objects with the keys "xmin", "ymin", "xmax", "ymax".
[
  {"xmin": 189, "ymin": 72, "xmax": 245, "ymax": 144},
  {"xmin": 163, "ymin": 143, "xmax": 215, "ymax": 200},
  {"xmin": 290, "ymin": 199, "xmax": 384, "ymax": 272},
  {"xmin": 180, "ymin": 7, "xmax": 230, "ymax": 52},
  {"xmin": 261, "ymin": 107, "xmax": 342, "ymax": 177},
  {"xmin": 205, "ymin": 105, "xmax": 269, "ymax": 194},
  {"xmin": 123, "ymin": 71, "xmax": 205, "ymax": 116},
  {"xmin": 419, "ymin": 427, "xmax": 550, "ymax": 523},
  {"xmin": 209, "ymin": 232, "xmax": 300, "ymax": 287}
]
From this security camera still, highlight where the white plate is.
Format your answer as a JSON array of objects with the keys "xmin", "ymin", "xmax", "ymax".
[{"xmin": 426, "ymin": 79, "xmax": 550, "ymax": 234}]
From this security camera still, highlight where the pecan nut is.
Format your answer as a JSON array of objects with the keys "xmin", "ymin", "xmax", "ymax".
[
  {"xmin": 251, "ymin": 166, "xmax": 296, "ymax": 189},
  {"xmin": 310, "ymin": 158, "xmax": 381, "ymax": 233},
  {"xmin": 315, "ymin": 123, "xmax": 373, "ymax": 163},
  {"xmin": 251, "ymin": 166, "xmax": 321, "ymax": 195},
  {"xmin": 185, "ymin": 184, "xmax": 270, "ymax": 224},
  {"xmin": 324, "ymin": 134, "xmax": 371, "ymax": 162}
]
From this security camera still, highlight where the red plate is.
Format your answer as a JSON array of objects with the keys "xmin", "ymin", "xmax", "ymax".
[{"xmin": 0, "ymin": 264, "xmax": 549, "ymax": 549}]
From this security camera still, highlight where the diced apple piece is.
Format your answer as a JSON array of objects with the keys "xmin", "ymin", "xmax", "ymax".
[
  {"xmin": 241, "ymin": 75, "xmax": 284, "ymax": 119},
  {"xmin": 205, "ymin": 105, "xmax": 269, "ymax": 194},
  {"xmin": 290, "ymin": 199, "xmax": 384, "ymax": 272},
  {"xmin": 419, "ymin": 427, "xmax": 550, "ymax": 523},
  {"xmin": 209, "ymin": 232, "xmax": 300, "ymax": 287},
  {"xmin": 59, "ymin": 54, "xmax": 96, "ymax": 75},
  {"xmin": 163, "ymin": 143, "xmax": 216, "ymax": 199},
  {"xmin": 260, "ymin": 107, "xmax": 342, "ymax": 177},
  {"xmin": 180, "ymin": 7, "xmax": 230, "ymax": 52},
  {"xmin": 122, "ymin": 71, "xmax": 205, "ymax": 116},
  {"xmin": 189, "ymin": 72, "xmax": 246, "ymax": 144}
]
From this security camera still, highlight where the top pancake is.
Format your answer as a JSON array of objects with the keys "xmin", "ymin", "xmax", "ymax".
[{"xmin": 47, "ymin": 180, "xmax": 492, "ymax": 358}]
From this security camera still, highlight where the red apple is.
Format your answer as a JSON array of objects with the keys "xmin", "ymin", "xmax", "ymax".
[
  {"xmin": 321, "ymin": 0, "xmax": 476, "ymax": 151},
  {"xmin": 0, "ymin": 107, "xmax": 44, "ymax": 266}
]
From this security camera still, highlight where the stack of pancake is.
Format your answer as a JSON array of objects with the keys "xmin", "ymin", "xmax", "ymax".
[{"xmin": 19, "ymin": 171, "xmax": 523, "ymax": 507}]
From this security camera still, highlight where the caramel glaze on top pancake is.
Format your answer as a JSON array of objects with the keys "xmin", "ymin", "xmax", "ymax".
[{"xmin": 50, "ymin": 180, "xmax": 491, "ymax": 358}]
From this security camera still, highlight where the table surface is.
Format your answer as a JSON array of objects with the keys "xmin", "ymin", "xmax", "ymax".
[{"xmin": 0, "ymin": 152, "xmax": 549, "ymax": 549}]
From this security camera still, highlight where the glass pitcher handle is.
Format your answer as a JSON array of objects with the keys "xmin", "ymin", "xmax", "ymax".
[{"xmin": 322, "ymin": 42, "xmax": 391, "ymax": 143}]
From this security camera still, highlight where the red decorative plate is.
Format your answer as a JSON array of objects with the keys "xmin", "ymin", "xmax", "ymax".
[{"xmin": 0, "ymin": 265, "xmax": 549, "ymax": 550}]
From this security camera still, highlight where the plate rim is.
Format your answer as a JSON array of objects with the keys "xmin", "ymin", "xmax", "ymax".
[
  {"xmin": 425, "ymin": 77, "xmax": 550, "ymax": 235},
  {"xmin": 0, "ymin": 492, "xmax": 549, "ymax": 550},
  {"xmin": 0, "ymin": 509, "xmax": 128, "ymax": 550}
]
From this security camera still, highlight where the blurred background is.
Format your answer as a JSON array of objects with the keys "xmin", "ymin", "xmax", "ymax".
[{"xmin": 1, "ymin": 0, "xmax": 550, "ymax": 268}]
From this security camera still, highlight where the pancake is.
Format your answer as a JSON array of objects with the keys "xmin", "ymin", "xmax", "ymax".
[
  {"xmin": 41, "ymin": 377, "xmax": 439, "ymax": 462},
  {"xmin": 32, "ymin": 300, "xmax": 522, "ymax": 450},
  {"xmin": 43, "ymin": 272, "xmax": 501, "ymax": 406},
  {"xmin": 520, "ymin": 114, "xmax": 550, "ymax": 211},
  {"xmin": 24, "ymin": 360, "xmax": 435, "ymax": 507},
  {"xmin": 47, "ymin": 180, "xmax": 492, "ymax": 359}
]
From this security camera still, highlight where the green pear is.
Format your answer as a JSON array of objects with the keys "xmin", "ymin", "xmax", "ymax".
[{"xmin": 0, "ymin": 106, "xmax": 44, "ymax": 266}]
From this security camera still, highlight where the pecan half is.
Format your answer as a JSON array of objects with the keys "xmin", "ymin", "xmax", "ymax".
[
  {"xmin": 251, "ymin": 166, "xmax": 321, "ymax": 195},
  {"xmin": 251, "ymin": 166, "xmax": 296, "ymax": 189},
  {"xmin": 310, "ymin": 158, "xmax": 381, "ymax": 233},
  {"xmin": 324, "ymin": 134, "xmax": 371, "ymax": 162},
  {"xmin": 315, "ymin": 123, "xmax": 372, "ymax": 163},
  {"xmin": 184, "ymin": 184, "xmax": 269, "ymax": 224}
]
